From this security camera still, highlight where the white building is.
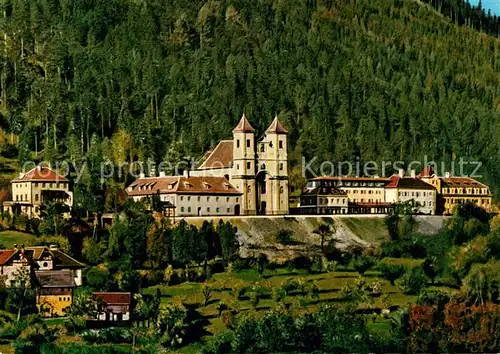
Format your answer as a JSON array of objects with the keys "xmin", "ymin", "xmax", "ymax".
[
  {"xmin": 3, "ymin": 166, "xmax": 73, "ymax": 218},
  {"xmin": 385, "ymin": 174, "xmax": 436, "ymax": 215},
  {"xmin": 126, "ymin": 175, "xmax": 242, "ymax": 217}
]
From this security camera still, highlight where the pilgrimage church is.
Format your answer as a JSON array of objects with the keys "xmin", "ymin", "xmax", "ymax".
[{"xmin": 126, "ymin": 114, "xmax": 289, "ymax": 216}]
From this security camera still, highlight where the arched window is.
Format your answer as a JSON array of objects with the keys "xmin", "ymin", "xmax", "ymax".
[{"xmin": 261, "ymin": 164, "xmax": 266, "ymax": 170}]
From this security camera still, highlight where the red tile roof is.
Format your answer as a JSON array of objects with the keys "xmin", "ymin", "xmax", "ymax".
[
  {"xmin": 418, "ymin": 166, "xmax": 436, "ymax": 178},
  {"xmin": 233, "ymin": 114, "xmax": 255, "ymax": 133},
  {"xmin": 0, "ymin": 250, "xmax": 16, "ymax": 265},
  {"xmin": 441, "ymin": 177, "xmax": 488, "ymax": 189},
  {"xmin": 127, "ymin": 176, "xmax": 241, "ymax": 196},
  {"xmin": 310, "ymin": 176, "xmax": 390, "ymax": 182},
  {"xmin": 386, "ymin": 175, "xmax": 435, "ymax": 190},
  {"xmin": 93, "ymin": 292, "xmax": 132, "ymax": 305},
  {"xmin": 198, "ymin": 140, "xmax": 234, "ymax": 169},
  {"xmin": 266, "ymin": 117, "xmax": 288, "ymax": 134},
  {"xmin": 12, "ymin": 166, "xmax": 68, "ymax": 182}
]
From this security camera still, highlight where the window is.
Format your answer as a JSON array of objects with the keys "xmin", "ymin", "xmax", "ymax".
[
  {"xmin": 236, "ymin": 164, "xmax": 239, "ymax": 170},
  {"xmin": 181, "ymin": 207, "xmax": 185, "ymax": 212},
  {"xmin": 188, "ymin": 196, "xmax": 191, "ymax": 201},
  {"xmin": 227, "ymin": 208, "xmax": 230, "ymax": 213},
  {"xmin": 216, "ymin": 208, "xmax": 220, "ymax": 213},
  {"xmin": 226, "ymin": 197, "xmax": 230, "ymax": 202},
  {"xmin": 207, "ymin": 197, "xmax": 210, "ymax": 201},
  {"xmin": 198, "ymin": 197, "xmax": 201, "ymax": 202},
  {"xmin": 207, "ymin": 207, "xmax": 211, "ymax": 213},
  {"xmin": 216, "ymin": 197, "xmax": 219, "ymax": 202},
  {"xmin": 279, "ymin": 163, "xmax": 284, "ymax": 171},
  {"xmin": 188, "ymin": 207, "xmax": 191, "ymax": 212},
  {"xmin": 279, "ymin": 140, "xmax": 283, "ymax": 149},
  {"xmin": 247, "ymin": 162, "xmax": 251, "ymax": 170},
  {"xmin": 237, "ymin": 140, "xmax": 240, "ymax": 148},
  {"xmin": 25, "ymin": 194, "xmax": 27, "ymax": 200},
  {"xmin": 260, "ymin": 145, "xmax": 265, "ymax": 152},
  {"xmin": 180, "ymin": 196, "xmax": 184, "ymax": 201},
  {"xmin": 247, "ymin": 139, "xmax": 251, "ymax": 148},
  {"xmin": 35, "ymin": 183, "xmax": 38, "ymax": 187}
]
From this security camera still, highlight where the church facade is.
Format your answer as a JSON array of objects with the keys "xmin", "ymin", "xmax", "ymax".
[{"xmin": 192, "ymin": 114, "xmax": 289, "ymax": 215}]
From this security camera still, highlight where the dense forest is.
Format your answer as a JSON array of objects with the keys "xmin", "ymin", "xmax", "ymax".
[
  {"xmin": 422, "ymin": 0, "xmax": 500, "ymax": 36},
  {"xmin": 0, "ymin": 0, "xmax": 500, "ymax": 200}
]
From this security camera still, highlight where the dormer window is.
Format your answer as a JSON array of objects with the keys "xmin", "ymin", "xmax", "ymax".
[
  {"xmin": 203, "ymin": 182, "xmax": 211, "ymax": 189},
  {"xmin": 223, "ymin": 183, "xmax": 231, "ymax": 190},
  {"xmin": 184, "ymin": 182, "xmax": 193, "ymax": 189}
]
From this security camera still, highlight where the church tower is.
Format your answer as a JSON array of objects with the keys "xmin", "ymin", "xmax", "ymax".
[
  {"xmin": 258, "ymin": 117, "xmax": 289, "ymax": 215},
  {"xmin": 232, "ymin": 114, "xmax": 257, "ymax": 215}
]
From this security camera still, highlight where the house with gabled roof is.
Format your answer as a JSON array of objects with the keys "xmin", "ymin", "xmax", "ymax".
[
  {"xmin": 0, "ymin": 245, "xmax": 84, "ymax": 288},
  {"xmin": 418, "ymin": 165, "xmax": 492, "ymax": 215},
  {"xmin": 385, "ymin": 174, "xmax": 436, "ymax": 215},
  {"xmin": 92, "ymin": 292, "xmax": 132, "ymax": 323},
  {"xmin": 2, "ymin": 165, "xmax": 73, "ymax": 218}
]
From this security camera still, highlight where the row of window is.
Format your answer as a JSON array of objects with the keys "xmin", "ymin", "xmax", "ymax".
[
  {"xmin": 180, "ymin": 196, "xmax": 239, "ymax": 203},
  {"xmin": 236, "ymin": 139, "xmax": 285, "ymax": 150},
  {"xmin": 15, "ymin": 182, "xmax": 67, "ymax": 189},
  {"xmin": 347, "ymin": 189, "xmax": 383, "ymax": 195},
  {"xmin": 311, "ymin": 181, "xmax": 386, "ymax": 188},
  {"xmin": 398, "ymin": 191, "xmax": 433, "ymax": 197},
  {"xmin": 443, "ymin": 188, "xmax": 489, "ymax": 195},
  {"xmin": 445, "ymin": 198, "xmax": 489, "ymax": 205},
  {"xmin": 351, "ymin": 199, "xmax": 383, "ymax": 203},
  {"xmin": 180, "ymin": 206, "xmax": 232, "ymax": 213},
  {"xmin": 235, "ymin": 162, "xmax": 285, "ymax": 171},
  {"xmin": 318, "ymin": 198, "xmax": 347, "ymax": 205},
  {"xmin": 58, "ymin": 297, "xmax": 70, "ymax": 302}
]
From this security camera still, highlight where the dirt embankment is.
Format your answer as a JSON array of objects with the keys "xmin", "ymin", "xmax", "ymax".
[{"xmin": 184, "ymin": 215, "xmax": 448, "ymax": 262}]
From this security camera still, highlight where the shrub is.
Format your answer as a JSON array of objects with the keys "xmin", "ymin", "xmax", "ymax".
[
  {"xmin": 378, "ymin": 263, "xmax": 407, "ymax": 285},
  {"xmin": 488, "ymin": 230, "xmax": 500, "ymax": 259},
  {"xmin": 273, "ymin": 287, "xmax": 287, "ymax": 302},
  {"xmin": 217, "ymin": 301, "xmax": 228, "ymax": 317},
  {"xmin": 288, "ymin": 256, "xmax": 312, "ymax": 271},
  {"xmin": 164, "ymin": 265, "xmax": 174, "ymax": 285},
  {"xmin": 201, "ymin": 284, "xmax": 212, "ymax": 306},
  {"xmin": 397, "ymin": 267, "xmax": 427, "ymax": 295},
  {"xmin": 462, "ymin": 262, "xmax": 500, "ymax": 304},
  {"xmin": 221, "ymin": 311, "xmax": 236, "ymax": 329},
  {"xmin": 202, "ymin": 330, "xmax": 234, "ymax": 354},
  {"xmin": 275, "ymin": 229, "xmax": 294, "ymax": 245},
  {"xmin": 417, "ymin": 289, "xmax": 451, "ymax": 308},
  {"xmin": 352, "ymin": 255, "xmax": 376, "ymax": 275}
]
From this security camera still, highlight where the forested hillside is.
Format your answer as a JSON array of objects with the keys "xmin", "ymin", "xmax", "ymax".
[{"xmin": 1, "ymin": 0, "xmax": 500, "ymax": 200}]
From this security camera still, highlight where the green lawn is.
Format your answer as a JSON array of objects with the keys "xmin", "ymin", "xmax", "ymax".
[
  {"xmin": 380, "ymin": 257, "xmax": 424, "ymax": 268},
  {"xmin": 0, "ymin": 231, "xmax": 34, "ymax": 248},
  {"xmin": 142, "ymin": 264, "xmax": 447, "ymax": 338}
]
